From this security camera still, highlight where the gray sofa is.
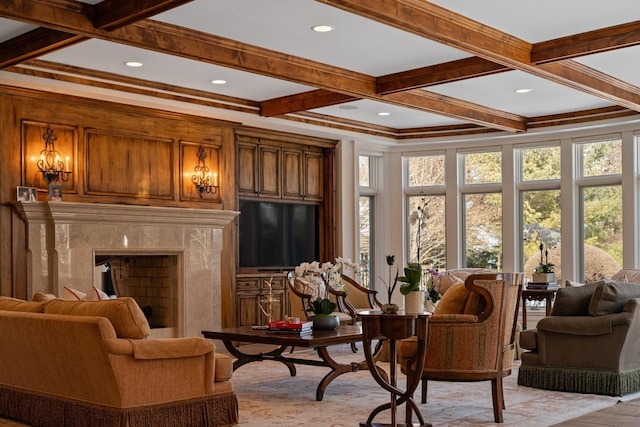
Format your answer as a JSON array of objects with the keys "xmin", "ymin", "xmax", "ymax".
[{"xmin": 518, "ymin": 270, "xmax": 640, "ymax": 396}]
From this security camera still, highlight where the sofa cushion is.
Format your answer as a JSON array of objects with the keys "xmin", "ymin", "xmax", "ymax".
[
  {"xmin": 44, "ymin": 297, "xmax": 150, "ymax": 339},
  {"xmin": 0, "ymin": 297, "xmax": 45, "ymax": 313},
  {"xmin": 550, "ymin": 282, "xmax": 599, "ymax": 316},
  {"xmin": 588, "ymin": 280, "xmax": 640, "ymax": 316}
]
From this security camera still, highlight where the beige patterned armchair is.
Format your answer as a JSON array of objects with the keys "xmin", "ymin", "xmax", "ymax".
[{"xmin": 398, "ymin": 273, "xmax": 523, "ymax": 423}]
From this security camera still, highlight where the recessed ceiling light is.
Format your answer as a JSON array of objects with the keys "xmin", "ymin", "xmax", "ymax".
[
  {"xmin": 210, "ymin": 79, "xmax": 227, "ymax": 85},
  {"xmin": 515, "ymin": 88, "xmax": 533, "ymax": 94},
  {"xmin": 377, "ymin": 112, "xmax": 390, "ymax": 116},
  {"xmin": 339, "ymin": 105, "xmax": 358, "ymax": 110},
  {"xmin": 311, "ymin": 25, "xmax": 334, "ymax": 33},
  {"xmin": 125, "ymin": 61, "xmax": 143, "ymax": 67}
]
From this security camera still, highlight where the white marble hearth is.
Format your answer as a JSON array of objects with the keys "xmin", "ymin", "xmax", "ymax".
[{"xmin": 16, "ymin": 202, "xmax": 238, "ymax": 338}]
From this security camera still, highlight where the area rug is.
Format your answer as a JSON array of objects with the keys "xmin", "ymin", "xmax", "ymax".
[{"xmin": 230, "ymin": 343, "xmax": 618, "ymax": 427}]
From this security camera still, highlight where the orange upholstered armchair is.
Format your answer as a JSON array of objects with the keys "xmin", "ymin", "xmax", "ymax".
[{"xmin": 398, "ymin": 273, "xmax": 523, "ymax": 423}]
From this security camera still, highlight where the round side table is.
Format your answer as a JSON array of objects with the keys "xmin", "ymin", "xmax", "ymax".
[{"xmin": 358, "ymin": 311, "xmax": 431, "ymax": 427}]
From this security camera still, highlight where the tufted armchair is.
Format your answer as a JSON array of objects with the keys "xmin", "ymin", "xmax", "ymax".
[{"xmin": 398, "ymin": 273, "xmax": 523, "ymax": 423}]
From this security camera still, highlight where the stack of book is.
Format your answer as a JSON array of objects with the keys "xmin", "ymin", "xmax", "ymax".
[
  {"xmin": 267, "ymin": 320, "xmax": 313, "ymax": 335},
  {"xmin": 527, "ymin": 281, "xmax": 558, "ymax": 290}
]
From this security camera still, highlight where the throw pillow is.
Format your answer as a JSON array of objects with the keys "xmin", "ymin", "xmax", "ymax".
[
  {"xmin": 84, "ymin": 286, "xmax": 110, "ymax": 301},
  {"xmin": 32, "ymin": 292, "xmax": 57, "ymax": 302},
  {"xmin": 63, "ymin": 286, "xmax": 110, "ymax": 301},
  {"xmin": 588, "ymin": 280, "xmax": 640, "ymax": 316},
  {"xmin": 551, "ymin": 282, "xmax": 599, "ymax": 316},
  {"xmin": 434, "ymin": 282, "xmax": 469, "ymax": 315},
  {"xmin": 62, "ymin": 286, "xmax": 87, "ymax": 301},
  {"xmin": 44, "ymin": 297, "xmax": 150, "ymax": 339},
  {"xmin": 433, "ymin": 272, "xmax": 463, "ymax": 295}
]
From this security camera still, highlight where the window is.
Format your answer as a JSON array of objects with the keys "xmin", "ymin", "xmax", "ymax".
[
  {"xmin": 404, "ymin": 154, "xmax": 446, "ymax": 269},
  {"xmin": 460, "ymin": 151, "xmax": 502, "ymax": 269},
  {"xmin": 576, "ymin": 137, "xmax": 623, "ymax": 281},
  {"xmin": 358, "ymin": 155, "xmax": 376, "ymax": 288},
  {"xmin": 518, "ymin": 144, "xmax": 561, "ymax": 277}
]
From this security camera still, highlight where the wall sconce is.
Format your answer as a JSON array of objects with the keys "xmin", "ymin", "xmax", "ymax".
[
  {"xmin": 192, "ymin": 146, "xmax": 219, "ymax": 198},
  {"xmin": 36, "ymin": 126, "xmax": 72, "ymax": 183}
]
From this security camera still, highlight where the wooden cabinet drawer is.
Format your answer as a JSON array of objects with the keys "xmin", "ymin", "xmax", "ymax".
[{"xmin": 236, "ymin": 278, "xmax": 259, "ymax": 291}]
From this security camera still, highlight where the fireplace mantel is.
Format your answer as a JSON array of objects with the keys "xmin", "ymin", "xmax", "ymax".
[{"xmin": 16, "ymin": 201, "xmax": 239, "ymax": 337}]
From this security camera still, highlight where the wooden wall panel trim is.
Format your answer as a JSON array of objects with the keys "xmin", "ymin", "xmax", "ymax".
[{"xmin": 85, "ymin": 129, "xmax": 174, "ymax": 198}]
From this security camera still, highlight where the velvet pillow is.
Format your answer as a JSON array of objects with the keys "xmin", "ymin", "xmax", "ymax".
[
  {"xmin": 588, "ymin": 280, "xmax": 640, "ymax": 316},
  {"xmin": 44, "ymin": 297, "xmax": 150, "ymax": 339},
  {"xmin": 0, "ymin": 296, "xmax": 45, "ymax": 313},
  {"xmin": 434, "ymin": 282, "xmax": 469, "ymax": 315},
  {"xmin": 551, "ymin": 282, "xmax": 599, "ymax": 316}
]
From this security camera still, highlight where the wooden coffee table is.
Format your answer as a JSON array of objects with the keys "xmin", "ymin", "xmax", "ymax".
[{"xmin": 203, "ymin": 325, "xmax": 384, "ymax": 401}]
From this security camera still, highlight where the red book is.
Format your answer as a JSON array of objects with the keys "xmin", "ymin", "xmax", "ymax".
[{"xmin": 267, "ymin": 320, "xmax": 313, "ymax": 331}]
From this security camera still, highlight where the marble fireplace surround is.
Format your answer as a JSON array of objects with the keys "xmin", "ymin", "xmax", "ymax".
[{"xmin": 16, "ymin": 201, "xmax": 238, "ymax": 338}]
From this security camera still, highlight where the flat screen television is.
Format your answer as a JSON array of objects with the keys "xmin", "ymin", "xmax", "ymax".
[{"xmin": 238, "ymin": 200, "xmax": 319, "ymax": 270}]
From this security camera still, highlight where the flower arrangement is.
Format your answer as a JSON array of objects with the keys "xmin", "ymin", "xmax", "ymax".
[
  {"xmin": 294, "ymin": 258, "xmax": 358, "ymax": 317},
  {"xmin": 409, "ymin": 196, "xmax": 428, "ymax": 263},
  {"xmin": 523, "ymin": 223, "xmax": 560, "ymax": 274},
  {"xmin": 423, "ymin": 267, "xmax": 441, "ymax": 303}
]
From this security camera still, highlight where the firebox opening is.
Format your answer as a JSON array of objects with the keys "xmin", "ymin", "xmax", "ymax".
[{"xmin": 94, "ymin": 254, "xmax": 178, "ymax": 330}]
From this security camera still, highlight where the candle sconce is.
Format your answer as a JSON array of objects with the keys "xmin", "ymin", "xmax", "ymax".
[
  {"xmin": 192, "ymin": 145, "xmax": 219, "ymax": 198},
  {"xmin": 36, "ymin": 126, "xmax": 72, "ymax": 184}
]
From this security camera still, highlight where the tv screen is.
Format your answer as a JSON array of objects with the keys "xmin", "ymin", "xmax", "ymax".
[{"xmin": 238, "ymin": 200, "xmax": 319, "ymax": 269}]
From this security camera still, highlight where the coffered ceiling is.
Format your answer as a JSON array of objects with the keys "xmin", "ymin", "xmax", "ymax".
[{"xmin": 1, "ymin": 0, "xmax": 640, "ymax": 141}]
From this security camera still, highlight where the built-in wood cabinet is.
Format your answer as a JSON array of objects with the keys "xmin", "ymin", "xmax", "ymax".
[
  {"xmin": 235, "ymin": 274, "xmax": 287, "ymax": 327},
  {"xmin": 237, "ymin": 135, "xmax": 322, "ymax": 201},
  {"xmin": 234, "ymin": 127, "xmax": 336, "ymax": 327}
]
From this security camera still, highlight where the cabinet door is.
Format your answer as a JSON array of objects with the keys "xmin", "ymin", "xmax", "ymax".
[
  {"xmin": 238, "ymin": 143, "xmax": 258, "ymax": 196},
  {"xmin": 258, "ymin": 145, "xmax": 281, "ymax": 198},
  {"xmin": 303, "ymin": 151, "xmax": 323, "ymax": 201},
  {"xmin": 282, "ymin": 148, "xmax": 303, "ymax": 199},
  {"xmin": 236, "ymin": 292, "xmax": 260, "ymax": 326}
]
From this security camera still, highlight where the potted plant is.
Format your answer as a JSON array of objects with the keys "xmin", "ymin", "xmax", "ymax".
[
  {"xmin": 306, "ymin": 297, "xmax": 340, "ymax": 330},
  {"xmin": 399, "ymin": 262, "xmax": 423, "ymax": 313}
]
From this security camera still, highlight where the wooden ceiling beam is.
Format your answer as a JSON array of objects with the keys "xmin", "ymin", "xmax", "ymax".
[
  {"xmin": 261, "ymin": 57, "xmax": 508, "ymax": 116},
  {"xmin": 261, "ymin": 90, "xmax": 357, "ymax": 117},
  {"xmin": 316, "ymin": 0, "xmax": 532, "ymax": 67},
  {"xmin": 376, "ymin": 56, "xmax": 509, "ymax": 95},
  {"xmin": 537, "ymin": 60, "xmax": 640, "ymax": 111},
  {"xmin": 532, "ymin": 20, "xmax": 640, "ymax": 64},
  {"xmin": 318, "ymin": 0, "xmax": 640, "ymax": 113},
  {"xmin": 93, "ymin": 0, "xmax": 195, "ymax": 31},
  {"xmin": 383, "ymin": 90, "xmax": 527, "ymax": 133},
  {"xmin": 0, "ymin": 0, "xmax": 525, "ymax": 132},
  {"xmin": 0, "ymin": 28, "xmax": 85, "ymax": 68}
]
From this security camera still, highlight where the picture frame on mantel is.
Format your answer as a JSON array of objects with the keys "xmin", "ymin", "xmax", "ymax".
[
  {"xmin": 49, "ymin": 184, "xmax": 63, "ymax": 202},
  {"xmin": 17, "ymin": 186, "xmax": 37, "ymax": 202}
]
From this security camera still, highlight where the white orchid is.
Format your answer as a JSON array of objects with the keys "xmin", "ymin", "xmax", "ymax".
[{"xmin": 294, "ymin": 257, "xmax": 359, "ymax": 291}]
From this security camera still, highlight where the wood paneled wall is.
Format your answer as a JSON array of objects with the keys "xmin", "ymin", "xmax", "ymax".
[
  {"xmin": 0, "ymin": 85, "xmax": 238, "ymax": 326},
  {"xmin": 0, "ymin": 86, "xmax": 338, "ymax": 328}
]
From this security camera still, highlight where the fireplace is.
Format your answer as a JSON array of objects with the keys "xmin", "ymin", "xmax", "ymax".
[{"xmin": 16, "ymin": 202, "xmax": 238, "ymax": 338}]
